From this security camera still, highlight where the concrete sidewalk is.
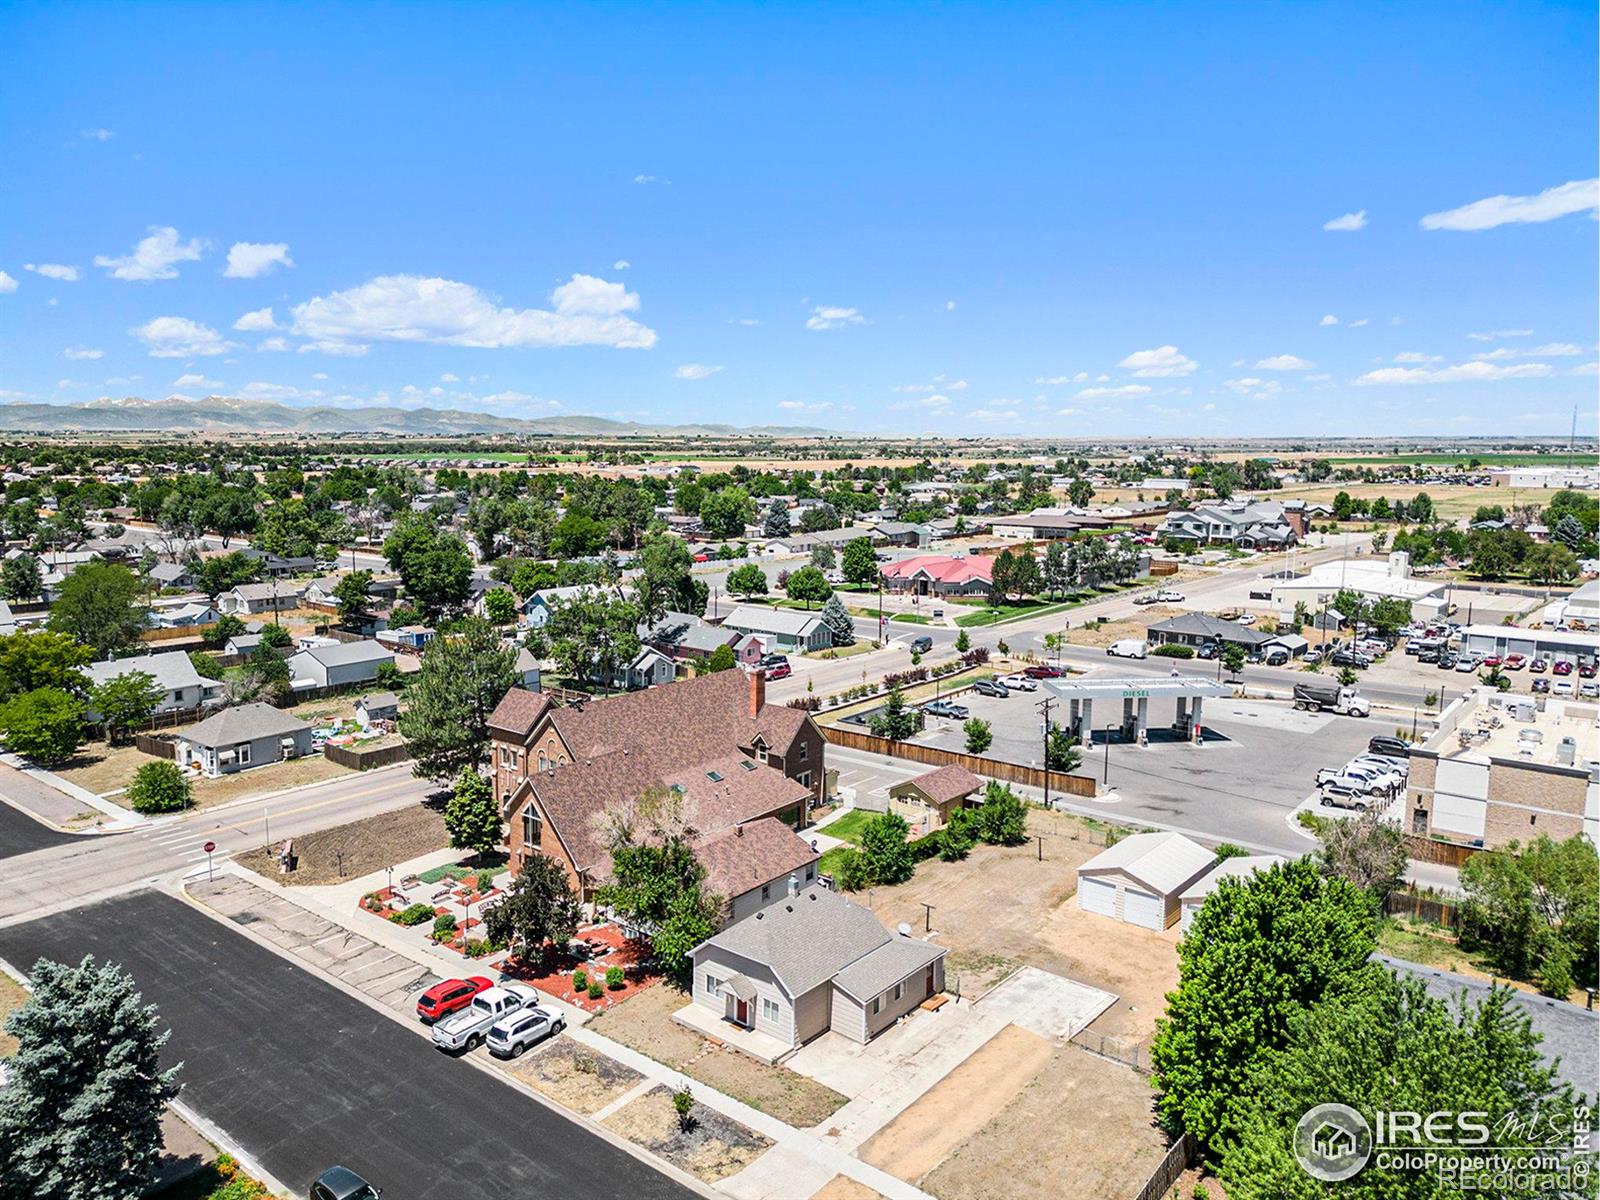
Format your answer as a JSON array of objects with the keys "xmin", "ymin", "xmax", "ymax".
[{"xmin": 0, "ymin": 755, "xmax": 142, "ymax": 831}]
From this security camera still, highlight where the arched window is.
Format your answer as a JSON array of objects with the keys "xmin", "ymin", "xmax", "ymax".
[{"xmin": 538, "ymin": 751, "xmax": 547, "ymax": 771}]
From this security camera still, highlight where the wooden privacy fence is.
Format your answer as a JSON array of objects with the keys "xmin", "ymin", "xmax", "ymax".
[
  {"xmin": 1384, "ymin": 888, "xmax": 1461, "ymax": 929},
  {"xmin": 1404, "ymin": 835, "xmax": 1480, "ymax": 868},
  {"xmin": 821, "ymin": 725, "xmax": 1098, "ymax": 798},
  {"xmin": 322, "ymin": 741, "xmax": 411, "ymax": 771},
  {"xmin": 134, "ymin": 733, "xmax": 176, "ymax": 760},
  {"xmin": 1130, "ymin": 1133, "xmax": 1197, "ymax": 1200}
]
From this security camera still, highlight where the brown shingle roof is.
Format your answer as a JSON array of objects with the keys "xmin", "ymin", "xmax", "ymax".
[
  {"xmin": 488, "ymin": 688, "xmax": 553, "ymax": 737},
  {"xmin": 901, "ymin": 763, "xmax": 984, "ymax": 806},
  {"xmin": 696, "ymin": 817, "xmax": 819, "ymax": 904}
]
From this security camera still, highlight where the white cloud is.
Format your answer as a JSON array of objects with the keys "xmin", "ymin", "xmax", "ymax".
[
  {"xmin": 945, "ymin": 300, "xmax": 956, "ymax": 311},
  {"xmin": 613, "ymin": 259, "xmax": 631, "ymax": 270},
  {"xmin": 806, "ymin": 305, "xmax": 865, "ymax": 331},
  {"xmin": 440, "ymin": 372, "xmax": 460, "ymax": 383},
  {"xmin": 64, "ymin": 347, "xmax": 104, "ymax": 360},
  {"xmin": 1255, "ymin": 354, "xmax": 1314, "ymax": 370},
  {"xmin": 1349, "ymin": 318, "xmax": 1369, "ymax": 328},
  {"xmin": 966, "ymin": 408, "xmax": 1021, "ymax": 422},
  {"xmin": 1354, "ymin": 361, "xmax": 1554, "ymax": 385},
  {"xmin": 1421, "ymin": 178, "xmax": 1599, "ymax": 231},
  {"xmin": 1320, "ymin": 314, "xmax": 1339, "ymax": 326},
  {"xmin": 24, "ymin": 262, "xmax": 80, "ymax": 281},
  {"xmin": 673, "ymin": 363, "xmax": 724, "ymax": 381},
  {"xmin": 289, "ymin": 273, "xmax": 656, "ymax": 352},
  {"xmin": 1473, "ymin": 342, "xmax": 1583, "ymax": 361},
  {"xmin": 132, "ymin": 317, "xmax": 234, "ymax": 358},
  {"xmin": 0, "ymin": 271, "xmax": 17, "ymax": 294},
  {"xmin": 298, "ymin": 339, "xmax": 370, "ymax": 357},
  {"xmin": 238, "ymin": 381, "xmax": 322, "ymax": 402},
  {"xmin": 1076, "ymin": 384, "xmax": 1151, "ymax": 400},
  {"xmin": 1393, "ymin": 352, "xmax": 1442, "ymax": 363},
  {"xmin": 80, "ymin": 128, "xmax": 115, "ymax": 141},
  {"xmin": 312, "ymin": 372, "xmax": 329, "ymax": 381},
  {"xmin": 256, "ymin": 337, "xmax": 292, "ymax": 352},
  {"xmin": 1569, "ymin": 362, "xmax": 1599, "ymax": 377},
  {"xmin": 1035, "ymin": 375, "xmax": 1073, "ymax": 386},
  {"xmin": 233, "ymin": 306, "xmax": 279, "ymax": 332},
  {"xmin": 730, "ymin": 317, "xmax": 760, "ymax": 327},
  {"xmin": 1467, "ymin": 328, "xmax": 1533, "ymax": 341},
  {"xmin": 224, "ymin": 242, "xmax": 294, "ymax": 279},
  {"xmin": 1323, "ymin": 210, "xmax": 1368, "ymax": 232},
  {"xmin": 1119, "ymin": 345, "xmax": 1197, "ymax": 377},
  {"xmin": 632, "ymin": 174, "xmax": 659, "ymax": 184},
  {"xmin": 1224, "ymin": 378, "xmax": 1283, "ymax": 399},
  {"xmin": 95, "ymin": 226, "xmax": 206, "ymax": 281},
  {"xmin": 777, "ymin": 400, "xmax": 833, "ymax": 412},
  {"xmin": 172, "ymin": 372, "xmax": 222, "ymax": 389}
]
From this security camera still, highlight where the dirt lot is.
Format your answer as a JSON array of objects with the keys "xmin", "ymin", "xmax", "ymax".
[
  {"xmin": 502, "ymin": 1037, "xmax": 643, "ymax": 1115},
  {"xmin": 1062, "ymin": 608, "xmax": 1183, "ymax": 647},
  {"xmin": 860, "ymin": 1025, "xmax": 1055, "ymax": 1183},
  {"xmin": 0, "ymin": 972, "xmax": 28, "ymax": 1056},
  {"xmin": 587, "ymin": 981, "xmax": 848, "ymax": 1127},
  {"xmin": 233, "ymin": 801, "xmax": 448, "ymax": 884},
  {"xmin": 921, "ymin": 1046, "xmax": 1169, "ymax": 1200},
  {"xmin": 603, "ymin": 1085, "xmax": 772, "ymax": 1182},
  {"xmin": 812, "ymin": 1178, "xmax": 886, "ymax": 1200},
  {"xmin": 858, "ymin": 808, "xmax": 1181, "ymax": 1044},
  {"xmin": 54, "ymin": 739, "xmax": 355, "ymax": 812}
]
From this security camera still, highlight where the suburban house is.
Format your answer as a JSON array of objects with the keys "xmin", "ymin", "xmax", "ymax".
[
  {"xmin": 887, "ymin": 764, "xmax": 984, "ymax": 832},
  {"xmin": 720, "ymin": 604, "xmax": 833, "ymax": 653},
  {"xmin": 688, "ymin": 883, "xmax": 947, "ymax": 1054},
  {"xmin": 376, "ymin": 624, "xmax": 435, "ymax": 652},
  {"xmin": 603, "ymin": 644, "xmax": 679, "ymax": 691},
  {"xmin": 149, "ymin": 601, "xmax": 220, "ymax": 629},
  {"xmin": 354, "ymin": 692, "xmax": 400, "ymax": 728},
  {"xmin": 488, "ymin": 669, "xmax": 825, "ymax": 906},
  {"xmin": 989, "ymin": 510, "xmax": 1114, "ymax": 540},
  {"xmin": 1075, "ymin": 831, "xmax": 1217, "ymax": 929},
  {"xmin": 643, "ymin": 610, "xmax": 762, "ymax": 666},
  {"xmin": 238, "ymin": 548, "xmax": 317, "ymax": 577},
  {"xmin": 879, "ymin": 554, "xmax": 993, "ymax": 599},
  {"xmin": 82, "ymin": 651, "xmax": 220, "ymax": 719},
  {"xmin": 218, "ymin": 581, "xmax": 307, "ymax": 616},
  {"xmin": 145, "ymin": 561, "xmax": 195, "ymax": 590},
  {"xmin": 174, "ymin": 703, "xmax": 315, "ymax": 778},
  {"xmin": 1157, "ymin": 500, "xmax": 1302, "ymax": 548},
  {"xmin": 696, "ymin": 818, "xmax": 822, "ymax": 925},
  {"xmin": 1178, "ymin": 854, "xmax": 1286, "ymax": 931},
  {"xmin": 859, "ymin": 520, "xmax": 932, "ymax": 548},
  {"xmin": 285, "ymin": 640, "xmax": 394, "ymax": 689},
  {"xmin": 1145, "ymin": 613, "xmax": 1286, "ymax": 655}
]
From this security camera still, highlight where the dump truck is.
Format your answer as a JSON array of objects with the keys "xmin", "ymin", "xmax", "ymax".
[{"xmin": 1292, "ymin": 679, "xmax": 1371, "ymax": 718}]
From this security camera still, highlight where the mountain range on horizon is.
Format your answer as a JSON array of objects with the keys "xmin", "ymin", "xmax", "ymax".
[{"xmin": 0, "ymin": 395, "xmax": 842, "ymax": 438}]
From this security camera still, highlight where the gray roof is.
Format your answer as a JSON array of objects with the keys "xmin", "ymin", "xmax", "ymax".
[
  {"xmin": 701, "ymin": 885, "xmax": 896, "ymax": 997},
  {"xmin": 292, "ymin": 640, "xmax": 392, "ymax": 668},
  {"xmin": 84, "ymin": 650, "xmax": 204, "ymax": 695},
  {"xmin": 179, "ymin": 702, "xmax": 311, "ymax": 749},
  {"xmin": 721, "ymin": 604, "xmax": 823, "ymax": 638},
  {"xmin": 833, "ymin": 936, "xmax": 946, "ymax": 1003},
  {"xmin": 1178, "ymin": 854, "xmax": 1286, "ymax": 903},
  {"xmin": 1147, "ymin": 613, "xmax": 1275, "ymax": 646},
  {"xmin": 644, "ymin": 612, "xmax": 735, "ymax": 654},
  {"xmin": 147, "ymin": 562, "xmax": 190, "ymax": 583},
  {"xmin": 228, "ymin": 581, "xmax": 305, "ymax": 603},
  {"xmin": 1078, "ymin": 831, "xmax": 1216, "ymax": 895},
  {"xmin": 357, "ymin": 691, "xmax": 400, "ymax": 710}
]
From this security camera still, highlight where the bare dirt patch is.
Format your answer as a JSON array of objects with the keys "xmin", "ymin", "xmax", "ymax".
[
  {"xmin": 859, "ymin": 1024, "xmax": 1054, "ymax": 1183},
  {"xmin": 0, "ymin": 972, "xmax": 29, "ymax": 1057},
  {"xmin": 812, "ymin": 1177, "xmax": 887, "ymax": 1200},
  {"xmin": 1063, "ymin": 608, "xmax": 1183, "ymax": 648},
  {"xmin": 58, "ymin": 738, "xmax": 357, "ymax": 813},
  {"xmin": 920, "ymin": 1046, "xmax": 1169, "ymax": 1200},
  {"xmin": 50, "ymin": 742, "xmax": 148, "ymax": 797},
  {"xmin": 587, "ymin": 981, "xmax": 848, "ymax": 1127},
  {"xmin": 233, "ymin": 800, "xmax": 447, "ymax": 884},
  {"xmin": 502, "ymin": 1037, "xmax": 642, "ymax": 1115},
  {"xmin": 602, "ymin": 1085, "xmax": 772, "ymax": 1182}
]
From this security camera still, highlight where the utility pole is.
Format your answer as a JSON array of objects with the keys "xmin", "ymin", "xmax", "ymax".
[
  {"xmin": 1103, "ymin": 722, "xmax": 1113, "ymax": 785},
  {"xmin": 1036, "ymin": 695, "xmax": 1054, "ymax": 811}
]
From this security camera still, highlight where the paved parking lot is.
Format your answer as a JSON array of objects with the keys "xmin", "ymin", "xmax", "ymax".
[
  {"xmin": 0, "ymin": 790, "xmax": 75, "ymax": 860},
  {"xmin": 0, "ymin": 890, "xmax": 693, "ymax": 1200}
]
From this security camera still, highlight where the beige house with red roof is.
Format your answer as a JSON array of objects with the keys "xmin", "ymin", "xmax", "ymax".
[
  {"xmin": 888, "ymin": 763, "xmax": 984, "ymax": 832},
  {"xmin": 487, "ymin": 670, "xmax": 824, "ymax": 915}
]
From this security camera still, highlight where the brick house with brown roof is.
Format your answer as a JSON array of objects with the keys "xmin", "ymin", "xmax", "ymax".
[{"xmin": 487, "ymin": 670, "xmax": 825, "ymax": 911}]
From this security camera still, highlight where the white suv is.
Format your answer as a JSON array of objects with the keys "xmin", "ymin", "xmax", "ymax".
[{"xmin": 486, "ymin": 1004, "xmax": 565, "ymax": 1058}]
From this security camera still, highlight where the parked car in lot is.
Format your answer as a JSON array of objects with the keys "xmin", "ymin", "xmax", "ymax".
[
  {"xmin": 1529, "ymin": 657, "xmax": 1549, "ymax": 673},
  {"xmin": 1552, "ymin": 680, "xmax": 1576, "ymax": 698},
  {"xmin": 1000, "ymin": 674, "xmax": 1038, "ymax": 691},
  {"xmin": 1236, "ymin": 614, "xmax": 1256, "ymax": 625},
  {"xmin": 1581, "ymin": 681, "xmax": 1599, "ymax": 699},
  {"xmin": 1455, "ymin": 655, "xmax": 1480, "ymax": 672},
  {"xmin": 1580, "ymin": 660, "xmax": 1598, "ymax": 678},
  {"xmin": 1437, "ymin": 653, "xmax": 1458, "ymax": 670},
  {"xmin": 1553, "ymin": 659, "xmax": 1573, "ymax": 676},
  {"xmin": 1315, "ymin": 767, "xmax": 1395, "ymax": 796},
  {"xmin": 1504, "ymin": 654, "xmax": 1526, "ymax": 670},
  {"xmin": 1418, "ymin": 647, "xmax": 1440, "ymax": 663},
  {"xmin": 971, "ymin": 678, "xmax": 1010, "ymax": 698},
  {"xmin": 1318, "ymin": 780, "xmax": 1369, "ymax": 810},
  {"xmin": 1302, "ymin": 649, "xmax": 1322, "ymax": 665},
  {"xmin": 431, "ymin": 983, "xmax": 542, "ymax": 1053},
  {"xmin": 1480, "ymin": 655, "xmax": 1502, "ymax": 668},
  {"xmin": 1197, "ymin": 642, "xmax": 1220, "ymax": 659},
  {"xmin": 486, "ymin": 1004, "xmax": 565, "ymax": 1059},
  {"xmin": 1330, "ymin": 649, "xmax": 1370, "ymax": 668},
  {"xmin": 416, "ymin": 976, "xmax": 494, "ymax": 1024},
  {"xmin": 1532, "ymin": 677, "xmax": 1551, "ymax": 694},
  {"xmin": 1023, "ymin": 664, "xmax": 1065, "ymax": 678},
  {"xmin": 922, "ymin": 699, "xmax": 970, "ymax": 719},
  {"xmin": 310, "ymin": 1166, "xmax": 382, "ymax": 1200},
  {"xmin": 1368, "ymin": 735, "xmax": 1411, "ymax": 758}
]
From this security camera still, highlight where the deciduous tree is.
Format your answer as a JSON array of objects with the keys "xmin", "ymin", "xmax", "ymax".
[
  {"xmin": 397, "ymin": 617, "xmax": 519, "ymax": 781},
  {"xmin": 841, "ymin": 537, "xmax": 878, "ymax": 586},
  {"xmin": 90, "ymin": 670, "xmax": 163, "ymax": 745},
  {"xmin": 483, "ymin": 853, "xmax": 581, "ymax": 965},
  {"xmin": 444, "ymin": 769, "xmax": 502, "ymax": 857},
  {"xmin": 0, "ymin": 687, "xmax": 86, "ymax": 766},
  {"xmin": 47, "ymin": 562, "xmax": 148, "ymax": 659}
]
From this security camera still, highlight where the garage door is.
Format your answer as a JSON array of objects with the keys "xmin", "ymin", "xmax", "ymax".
[
  {"xmin": 1078, "ymin": 876, "xmax": 1117, "ymax": 917},
  {"xmin": 1123, "ymin": 888, "xmax": 1165, "ymax": 930}
]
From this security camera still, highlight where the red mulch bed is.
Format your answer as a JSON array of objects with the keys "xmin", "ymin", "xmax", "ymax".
[{"xmin": 499, "ymin": 922, "xmax": 661, "ymax": 1012}]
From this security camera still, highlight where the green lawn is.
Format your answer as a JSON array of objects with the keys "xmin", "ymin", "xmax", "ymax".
[
  {"xmin": 891, "ymin": 613, "xmax": 931, "ymax": 624},
  {"xmin": 818, "ymin": 845, "xmax": 856, "ymax": 876},
  {"xmin": 1323, "ymin": 452, "xmax": 1595, "ymax": 467},
  {"xmin": 818, "ymin": 808, "xmax": 879, "ymax": 844},
  {"xmin": 953, "ymin": 598, "xmax": 1080, "ymax": 627}
]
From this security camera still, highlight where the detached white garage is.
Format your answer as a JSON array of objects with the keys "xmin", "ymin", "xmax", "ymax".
[
  {"xmin": 1178, "ymin": 854, "xmax": 1286, "ymax": 931},
  {"xmin": 1076, "ymin": 832, "xmax": 1217, "ymax": 930}
]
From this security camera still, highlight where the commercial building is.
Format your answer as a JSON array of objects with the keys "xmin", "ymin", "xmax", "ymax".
[
  {"xmin": 1269, "ymin": 552, "xmax": 1449, "ymax": 622},
  {"xmin": 1044, "ymin": 675, "xmax": 1233, "ymax": 745},
  {"xmin": 1457, "ymin": 624, "xmax": 1599, "ymax": 665},
  {"xmin": 879, "ymin": 554, "xmax": 993, "ymax": 599},
  {"xmin": 1488, "ymin": 466, "xmax": 1600, "ymax": 489}
]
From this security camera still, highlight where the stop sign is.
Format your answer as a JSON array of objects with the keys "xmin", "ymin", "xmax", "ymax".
[{"xmin": 203, "ymin": 841, "xmax": 216, "ymax": 853}]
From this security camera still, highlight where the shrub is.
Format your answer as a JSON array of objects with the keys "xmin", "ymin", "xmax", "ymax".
[
  {"xmin": 126, "ymin": 760, "xmax": 192, "ymax": 814},
  {"xmin": 586, "ymin": 980, "xmax": 604, "ymax": 1000},
  {"xmin": 463, "ymin": 939, "xmax": 492, "ymax": 958},
  {"xmin": 605, "ymin": 965, "xmax": 625, "ymax": 990},
  {"xmin": 1152, "ymin": 644, "xmax": 1195, "ymax": 659},
  {"xmin": 395, "ymin": 903, "xmax": 434, "ymax": 926},
  {"xmin": 432, "ymin": 913, "xmax": 457, "ymax": 940},
  {"xmin": 829, "ymin": 848, "xmax": 871, "ymax": 891},
  {"xmin": 673, "ymin": 1084, "xmax": 696, "ymax": 1132},
  {"xmin": 572, "ymin": 969, "xmax": 588, "ymax": 992}
]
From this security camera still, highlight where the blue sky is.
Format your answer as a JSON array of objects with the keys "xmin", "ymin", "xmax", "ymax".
[{"xmin": 2, "ymin": 1, "xmax": 1596, "ymax": 437}]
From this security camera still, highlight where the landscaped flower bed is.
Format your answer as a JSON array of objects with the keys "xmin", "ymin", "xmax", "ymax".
[{"xmin": 499, "ymin": 921, "xmax": 661, "ymax": 1013}]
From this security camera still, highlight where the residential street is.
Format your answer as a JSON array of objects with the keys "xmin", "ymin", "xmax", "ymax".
[
  {"xmin": 0, "ymin": 890, "xmax": 696, "ymax": 1200},
  {"xmin": 0, "ymin": 785, "xmax": 76, "ymax": 859},
  {"xmin": 0, "ymin": 765, "xmax": 443, "ymax": 926}
]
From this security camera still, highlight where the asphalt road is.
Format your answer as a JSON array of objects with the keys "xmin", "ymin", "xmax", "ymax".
[
  {"xmin": 0, "ymin": 890, "xmax": 694, "ymax": 1200},
  {"xmin": 0, "ymin": 792, "xmax": 75, "ymax": 859}
]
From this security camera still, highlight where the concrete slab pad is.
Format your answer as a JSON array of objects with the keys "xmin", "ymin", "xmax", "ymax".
[{"xmin": 972, "ymin": 965, "xmax": 1117, "ymax": 1040}]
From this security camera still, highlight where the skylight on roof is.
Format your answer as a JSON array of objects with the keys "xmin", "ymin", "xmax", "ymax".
[
  {"xmin": 706, "ymin": 770, "xmax": 724, "ymax": 782},
  {"xmin": 740, "ymin": 760, "xmax": 757, "ymax": 771}
]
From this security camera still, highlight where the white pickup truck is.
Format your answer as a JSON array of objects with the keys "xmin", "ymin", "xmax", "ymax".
[{"xmin": 430, "ymin": 983, "xmax": 542, "ymax": 1053}]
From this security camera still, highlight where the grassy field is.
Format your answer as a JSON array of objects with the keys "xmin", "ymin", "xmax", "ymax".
[
  {"xmin": 1322, "ymin": 452, "xmax": 1595, "ymax": 467},
  {"xmin": 954, "ymin": 598, "xmax": 1081, "ymax": 627}
]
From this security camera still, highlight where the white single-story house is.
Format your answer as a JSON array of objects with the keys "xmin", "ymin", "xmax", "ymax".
[
  {"xmin": 514, "ymin": 646, "xmax": 542, "ymax": 691},
  {"xmin": 1076, "ymin": 831, "xmax": 1217, "ymax": 930},
  {"xmin": 689, "ymin": 883, "xmax": 946, "ymax": 1051},
  {"xmin": 354, "ymin": 692, "xmax": 401, "ymax": 728},
  {"xmin": 1178, "ymin": 854, "xmax": 1287, "ymax": 931},
  {"xmin": 82, "ymin": 651, "xmax": 220, "ymax": 719},
  {"xmin": 149, "ymin": 601, "xmax": 220, "ymax": 630},
  {"xmin": 218, "ymin": 581, "xmax": 307, "ymax": 616},
  {"xmin": 174, "ymin": 703, "xmax": 315, "ymax": 778},
  {"xmin": 720, "ymin": 604, "xmax": 833, "ymax": 653},
  {"xmin": 286, "ymin": 640, "xmax": 394, "ymax": 689}
]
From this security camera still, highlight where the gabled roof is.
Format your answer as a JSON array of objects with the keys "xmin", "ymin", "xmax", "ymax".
[
  {"xmin": 488, "ymin": 688, "xmax": 554, "ymax": 737},
  {"xmin": 896, "ymin": 763, "xmax": 984, "ymax": 805},
  {"xmin": 832, "ymin": 936, "xmax": 946, "ymax": 1003},
  {"xmin": 1178, "ymin": 854, "xmax": 1286, "ymax": 904},
  {"xmin": 178, "ymin": 702, "xmax": 311, "ymax": 749},
  {"xmin": 694, "ymin": 817, "xmax": 819, "ymax": 904},
  {"xmin": 291, "ymin": 639, "xmax": 392, "ymax": 668},
  {"xmin": 84, "ymin": 650, "xmax": 204, "ymax": 694},
  {"xmin": 721, "ymin": 604, "xmax": 823, "ymax": 637},
  {"xmin": 700, "ymin": 885, "xmax": 896, "ymax": 996},
  {"xmin": 1146, "ymin": 613, "xmax": 1274, "ymax": 645},
  {"xmin": 1078, "ymin": 831, "xmax": 1216, "ymax": 895}
]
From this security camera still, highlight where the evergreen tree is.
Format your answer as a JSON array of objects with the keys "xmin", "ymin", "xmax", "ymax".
[
  {"xmin": 762, "ymin": 498, "xmax": 791, "ymax": 538},
  {"xmin": 483, "ymin": 853, "xmax": 581, "ymax": 965},
  {"xmin": 398, "ymin": 617, "xmax": 520, "ymax": 781},
  {"xmin": 819, "ymin": 594, "xmax": 855, "ymax": 646}
]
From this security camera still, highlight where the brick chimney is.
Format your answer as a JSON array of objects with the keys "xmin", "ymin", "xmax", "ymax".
[{"xmin": 748, "ymin": 667, "xmax": 765, "ymax": 718}]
